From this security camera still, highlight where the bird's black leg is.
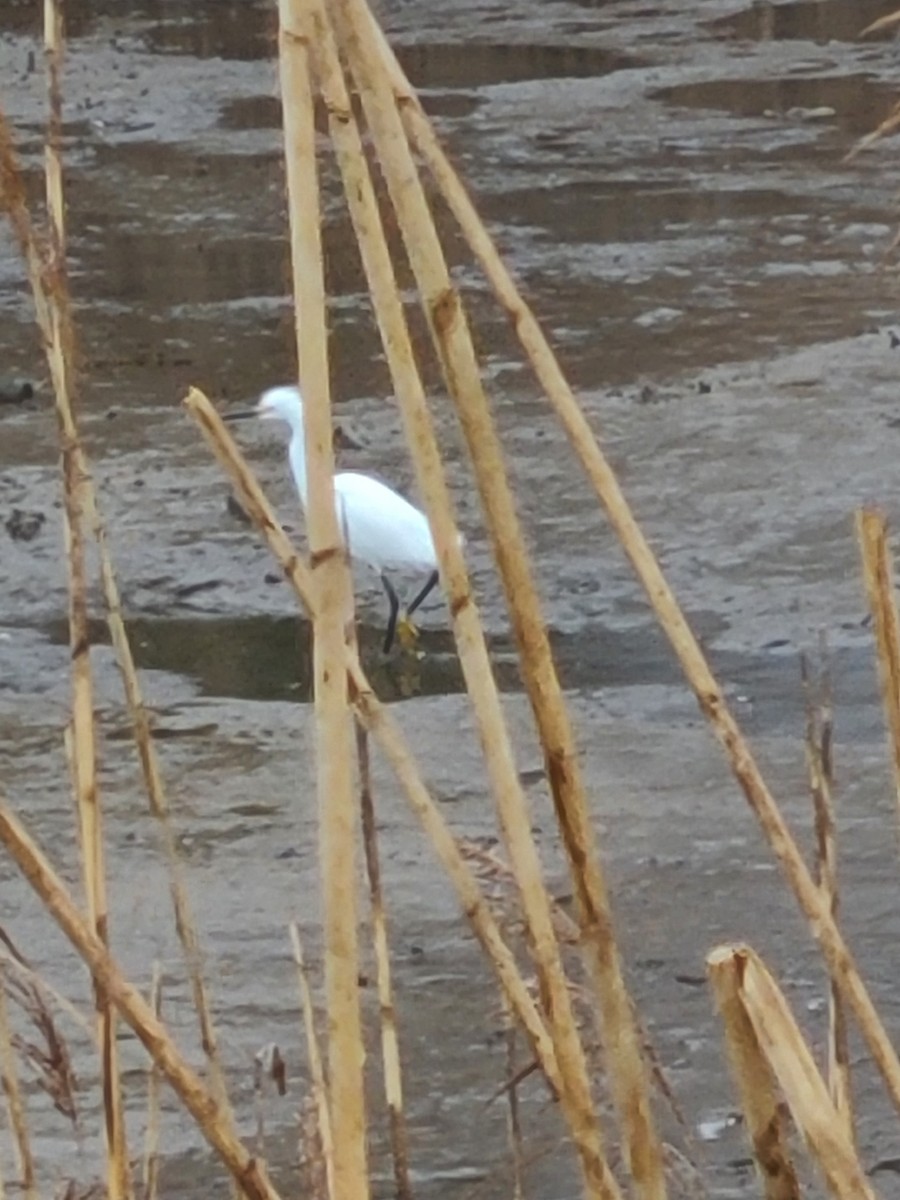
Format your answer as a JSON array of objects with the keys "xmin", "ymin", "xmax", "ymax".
[
  {"xmin": 381, "ymin": 573, "xmax": 401, "ymax": 654},
  {"xmin": 406, "ymin": 569, "xmax": 439, "ymax": 618}
]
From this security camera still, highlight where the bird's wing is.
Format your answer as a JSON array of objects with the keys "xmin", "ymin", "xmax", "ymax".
[{"xmin": 335, "ymin": 472, "xmax": 436, "ymax": 570}]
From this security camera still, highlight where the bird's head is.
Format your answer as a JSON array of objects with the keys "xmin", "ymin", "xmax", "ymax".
[
  {"xmin": 256, "ymin": 385, "xmax": 303, "ymax": 425},
  {"xmin": 224, "ymin": 384, "xmax": 303, "ymax": 429}
]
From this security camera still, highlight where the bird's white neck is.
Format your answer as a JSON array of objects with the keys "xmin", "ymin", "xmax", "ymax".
[{"xmin": 287, "ymin": 417, "xmax": 309, "ymax": 510}]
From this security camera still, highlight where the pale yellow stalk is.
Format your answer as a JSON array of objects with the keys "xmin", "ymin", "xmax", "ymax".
[{"xmin": 277, "ymin": 7, "xmax": 367, "ymax": 1200}]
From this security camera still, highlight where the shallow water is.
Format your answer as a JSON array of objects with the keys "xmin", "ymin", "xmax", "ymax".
[{"xmin": 2, "ymin": 0, "xmax": 900, "ymax": 1195}]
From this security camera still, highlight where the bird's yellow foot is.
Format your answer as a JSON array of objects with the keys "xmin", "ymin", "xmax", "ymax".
[{"xmin": 397, "ymin": 612, "xmax": 421, "ymax": 651}]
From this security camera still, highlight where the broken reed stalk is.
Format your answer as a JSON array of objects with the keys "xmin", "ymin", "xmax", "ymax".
[
  {"xmin": 0, "ymin": 796, "xmax": 284, "ymax": 1200},
  {"xmin": 141, "ymin": 964, "xmax": 163, "ymax": 1200},
  {"xmin": 0, "ymin": 968, "xmax": 37, "ymax": 1200},
  {"xmin": 290, "ymin": 924, "xmax": 335, "ymax": 1200},
  {"xmin": 802, "ymin": 655, "xmax": 853, "ymax": 1143},
  {"xmin": 330, "ymin": 8, "xmax": 664, "ymax": 1195},
  {"xmin": 706, "ymin": 949, "xmax": 799, "ymax": 1200},
  {"xmin": 713, "ymin": 946, "xmax": 875, "ymax": 1200},
  {"xmin": 183, "ymin": 388, "xmax": 568, "ymax": 1119},
  {"xmin": 855, "ymin": 508, "xmax": 900, "ymax": 839},
  {"xmin": 318, "ymin": 8, "xmax": 622, "ymax": 1199},
  {"xmin": 355, "ymin": 725, "xmax": 413, "ymax": 1200},
  {"xmin": 42, "ymin": 5, "xmax": 131, "ymax": 1195},
  {"xmin": 355, "ymin": 7, "xmax": 900, "ymax": 1115},
  {"xmin": 277, "ymin": 6, "xmax": 367, "ymax": 1200}
]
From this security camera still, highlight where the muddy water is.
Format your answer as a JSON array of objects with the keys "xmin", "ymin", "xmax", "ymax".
[{"xmin": 3, "ymin": 0, "xmax": 900, "ymax": 1195}]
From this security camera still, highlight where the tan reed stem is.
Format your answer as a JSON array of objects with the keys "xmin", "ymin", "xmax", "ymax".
[
  {"xmin": 278, "ymin": 8, "xmax": 367, "ymax": 1200},
  {"xmin": 42, "ymin": 5, "xmax": 130, "ymax": 1194},
  {"xmin": 183, "ymin": 388, "xmax": 562, "ymax": 1107},
  {"xmin": 707, "ymin": 949, "xmax": 799, "ymax": 1200},
  {"xmin": 856, "ymin": 508, "xmax": 900, "ymax": 840},
  {"xmin": 290, "ymin": 924, "xmax": 335, "ymax": 1200},
  {"xmin": 0, "ymin": 968, "xmax": 37, "ymax": 1200},
  {"xmin": 356, "ymin": 724, "xmax": 413, "ymax": 1200},
  {"xmin": 357, "ymin": 10, "xmax": 900, "ymax": 1116},
  {"xmin": 0, "ymin": 796, "xmax": 283, "ymax": 1200},
  {"xmin": 141, "ymin": 963, "xmax": 163, "ymax": 1200},
  {"xmin": 334, "ymin": 8, "xmax": 663, "ymax": 1193},
  {"xmin": 316, "ymin": 8, "xmax": 619, "ymax": 1198},
  {"xmin": 716, "ymin": 946, "xmax": 875, "ymax": 1200}
]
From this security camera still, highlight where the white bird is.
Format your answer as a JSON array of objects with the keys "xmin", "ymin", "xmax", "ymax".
[{"xmin": 227, "ymin": 384, "xmax": 441, "ymax": 652}]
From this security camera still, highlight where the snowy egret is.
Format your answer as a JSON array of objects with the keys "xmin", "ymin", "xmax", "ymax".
[{"xmin": 226, "ymin": 385, "xmax": 441, "ymax": 652}]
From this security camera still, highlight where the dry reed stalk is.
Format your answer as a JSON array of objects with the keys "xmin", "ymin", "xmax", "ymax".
[
  {"xmin": 141, "ymin": 964, "xmax": 163, "ymax": 1200},
  {"xmin": 183, "ymin": 389, "xmax": 565, "ymax": 1112},
  {"xmin": 0, "ymin": 943, "xmax": 89, "ymax": 1038},
  {"xmin": 0, "ymin": 968, "xmax": 37, "ymax": 1200},
  {"xmin": 290, "ymin": 924, "xmax": 335, "ymax": 1200},
  {"xmin": 277, "ymin": 6, "xmax": 367, "ymax": 1199},
  {"xmin": 332, "ymin": 10, "xmax": 663, "ymax": 1192},
  {"xmin": 41, "ymin": 5, "xmax": 129, "ymax": 1193},
  {"xmin": 355, "ymin": 724, "xmax": 413, "ymax": 1200},
  {"xmin": 316, "ymin": 8, "xmax": 623, "ymax": 1197},
  {"xmin": 715, "ymin": 946, "xmax": 876, "ymax": 1200},
  {"xmin": 802, "ymin": 655, "xmax": 853, "ymax": 1143},
  {"xmin": 351, "ymin": 10, "xmax": 900, "ymax": 1116},
  {"xmin": 0, "ymin": 796, "xmax": 283, "ymax": 1200},
  {"xmin": 856, "ymin": 508, "xmax": 900, "ymax": 836},
  {"xmin": 706, "ymin": 949, "xmax": 799, "ymax": 1200},
  {"xmin": 846, "ymin": 101, "xmax": 900, "ymax": 161},
  {"xmin": 861, "ymin": 9, "xmax": 900, "ymax": 35}
]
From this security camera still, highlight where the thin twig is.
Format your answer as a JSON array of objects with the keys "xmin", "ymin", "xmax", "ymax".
[
  {"xmin": 856, "ymin": 508, "xmax": 900, "ymax": 841},
  {"xmin": 290, "ymin": 924, "xmax": 335, "ymax": 1200},
  {"xmin": 141, "ymin": 964, "xmax": 163, "ymax": 1200},
  {"xmin": 356, "ymin": 724, "xmax": 413, "ymax": 1200},
  {"xmin": 0, "ymin": 966, "xmax": 37, "ymax": 1200},
  {"xmin": 802, "ymin": 650, "xmax": 853, "ymax": 1145},
  {"xmin": 502, "ymin": 991, "xmax": 525, "ymax": 1200}
]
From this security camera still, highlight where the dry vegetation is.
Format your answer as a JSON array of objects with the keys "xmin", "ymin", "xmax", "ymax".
[{"xmin": 0, "ymin": 1, "xmax": 899, "ymax": 1198}]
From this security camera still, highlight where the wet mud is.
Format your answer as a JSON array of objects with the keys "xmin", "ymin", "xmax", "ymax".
[{"xmin": 2, "ymin": 0, "xmax": 900, "ymax": 1194}]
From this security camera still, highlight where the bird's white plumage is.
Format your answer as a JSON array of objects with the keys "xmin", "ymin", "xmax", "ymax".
[
  {"xmin": 331, "ymin": 472, "xmax": 436, "ymax": 571},
  {"xmin": 261, "ymin": 384, "xmax": 437, "ymax": 574}
]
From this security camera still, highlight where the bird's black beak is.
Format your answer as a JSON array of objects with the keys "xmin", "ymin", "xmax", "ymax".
[{"xmin": 223, "ymin": 409, "xmax": 257, "ymax": 423}]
